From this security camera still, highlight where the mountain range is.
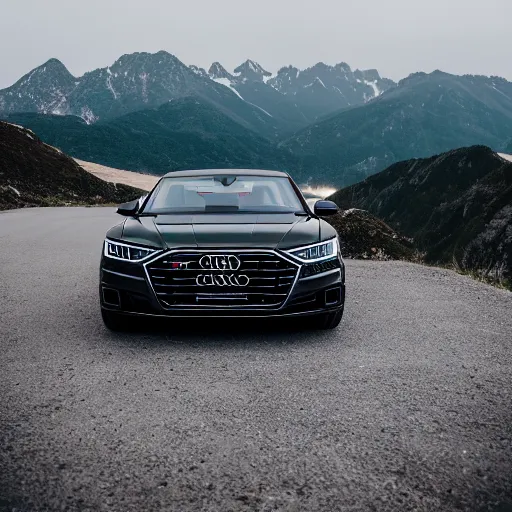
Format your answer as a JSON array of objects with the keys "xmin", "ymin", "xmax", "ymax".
[
  {"xmin": 0, "ymin": 52, "xmax": 392, "ymax": 138},
  {"xmin": 329, "ymin": 146, "xmax": 512, "ymax": 288},
  {"xmin": 283, "ymin": 71, "xmax": 512, "ymax": 185},
  {"xmin": 206, "ymin": 59, "xmax": 394, "ymax": 122},
  {"xmin": 1, "ymin": 52, "xmax": 512, "ymax": 186}
]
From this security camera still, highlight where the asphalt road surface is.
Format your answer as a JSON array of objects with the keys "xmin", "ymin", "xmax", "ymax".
[{"xmin": 1, "ymin": 207, "xmax": 511, "ymax": 512}]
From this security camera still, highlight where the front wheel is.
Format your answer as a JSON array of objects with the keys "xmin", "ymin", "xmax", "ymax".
[
  {"xmin": 310, "ymin": 307, "xmax": 344, "ymax": 330},
  {"xmin": 101, "ymin": 308, "xmax": 132, "ymax": 332}
]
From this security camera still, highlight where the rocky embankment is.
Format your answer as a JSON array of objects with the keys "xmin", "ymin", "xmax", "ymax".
[{"xmin": 325, "ymin": 209, "xmax": 417, "ymax": 261}]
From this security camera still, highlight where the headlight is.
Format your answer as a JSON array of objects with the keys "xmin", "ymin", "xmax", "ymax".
[
  {"xmin": 286, "ymin": 237, "xmax": 338, "ymax": 263},
  {"xmin": 104, "ymin": 239, "xmax": 160, "ymax": 262}
]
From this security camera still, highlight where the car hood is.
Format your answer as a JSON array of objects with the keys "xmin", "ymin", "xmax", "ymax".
[{"xmin": 117, "ymin": 213, "xmax": 336, "ymax": 250}]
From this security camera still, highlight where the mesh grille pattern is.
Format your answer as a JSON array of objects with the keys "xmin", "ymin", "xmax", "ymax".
[{"xmin": 146, "ymin": 252, "xmax": 299, "ymax": 308}]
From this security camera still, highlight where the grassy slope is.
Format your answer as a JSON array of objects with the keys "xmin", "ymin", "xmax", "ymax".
[{"xmin": 0, "ymin": 121, "xmax": 144, "ymax": 210}]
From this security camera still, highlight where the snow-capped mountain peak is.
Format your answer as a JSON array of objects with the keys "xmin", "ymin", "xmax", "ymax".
[
  {"xmin": 0, "ymin": 58, "xmax": 76, "ymax": 116},
  {"xmin": 189, "ymin": 65, "xmax": 208, "ymax": 78},
  {"xmin": 208, "ymin": 62, "xmax": 233, "ymax": 81},
  {"xmin": 233, "ymin": 60, "xmax": 272, "ymax": 82},
  {"xmin": 354, "ymin": 69, "xmax": 381, "ymax": 82},
  {"xmin": 12, "ymin": 58, "xmax": 75, "ymax": 90},
  {"xmin": 266, "ymin": 61, "xmax": 395, "ymax": 108}
]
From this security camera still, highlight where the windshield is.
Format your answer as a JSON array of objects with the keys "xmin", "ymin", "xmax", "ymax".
[{"xmin": 141, "ymin": 175, "xmax": 304, "ymax": 214}]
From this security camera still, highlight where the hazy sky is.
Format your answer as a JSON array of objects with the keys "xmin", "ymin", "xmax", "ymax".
[{"xmin": 0, "ymin": 0, "xmax": 510, "ymax": 88}]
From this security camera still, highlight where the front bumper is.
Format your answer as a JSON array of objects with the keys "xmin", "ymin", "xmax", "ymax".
[{"xmin": 99, "ymin": 250, "xmax": 345, "ymax": 318}]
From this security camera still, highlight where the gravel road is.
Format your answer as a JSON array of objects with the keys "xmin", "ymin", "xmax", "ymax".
[{"xmin": 1, "ymin": 207, "xmax": 511, "ymax": 512}]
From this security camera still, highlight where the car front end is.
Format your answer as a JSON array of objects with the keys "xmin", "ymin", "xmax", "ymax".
[{"xmin": 99, "ymin": 170, "xmax": 345, "ymax": 329}]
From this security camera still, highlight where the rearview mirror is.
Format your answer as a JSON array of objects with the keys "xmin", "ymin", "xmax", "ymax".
[
  {"xmin": 116, "ymin": 198, "xmax": 140, "ymax": 217},
  {"xmin": 313, "ymin": 200, "xmax": 338, "ymax": 217}
]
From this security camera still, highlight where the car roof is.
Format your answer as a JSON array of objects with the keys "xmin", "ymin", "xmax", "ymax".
[{"xmin": 162, "ymin": 168, "xmax": 290, "ymax": 178}]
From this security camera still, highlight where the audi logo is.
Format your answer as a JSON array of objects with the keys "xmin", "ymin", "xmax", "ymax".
[
  {"xmin": 196, "ymin": 274, "xmax": 250, "ymax": 287},
  {"xmin": 199, "ymin": 255, "xmax": 241, "ymax": 271}
]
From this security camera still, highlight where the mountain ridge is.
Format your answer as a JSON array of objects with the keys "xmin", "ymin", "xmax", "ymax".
[
  {"xmin": 328, "ymin": 145, "xmax": 512, "ymax": 288},
  {"xmin": 0, "ymin": 52, "xmax": 288, "ymax": 137},
  {"xmin": 0, "ymin": 52, "xmax": 396, "ymax": 136},
  {"xmin": 282, "ymin": 70, "xmax": 512, "ymax": 186},
  {"xmin": 2, "ymin": 96, "xmax": 301, "ymax": 177}
]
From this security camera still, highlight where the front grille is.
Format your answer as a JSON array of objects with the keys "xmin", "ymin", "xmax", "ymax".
[{"xmin": 146, "ymin": 251, "xmax": 299, "ymax": 308}]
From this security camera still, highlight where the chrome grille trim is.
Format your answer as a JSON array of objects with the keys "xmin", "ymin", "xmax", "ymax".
[{"xmin": 143, "ymin": 249, "xmax": 301, "ymax": 309}]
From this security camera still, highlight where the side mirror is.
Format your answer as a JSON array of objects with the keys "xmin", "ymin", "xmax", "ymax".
[
  {"xmin": 313, "ymin": 200, "xmax": 338, "ymax": 217},
  {"xmin": 117, "ymin": 198, "xmax": 140, "ymax": 217}
]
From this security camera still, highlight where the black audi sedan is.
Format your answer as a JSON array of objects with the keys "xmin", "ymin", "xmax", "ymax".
[{"xmin": 100, "ymin": 169, "xmax": 345, "ymax": 330}]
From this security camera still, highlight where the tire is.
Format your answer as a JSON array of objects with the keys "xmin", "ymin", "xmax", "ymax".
[
  {"xmin": 311, "ymin": 306, "xmax": 344, "ymax": 330},
  {"xmin": 101, "ymin": 308, "xmax": 132, "ymax": 332}
]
